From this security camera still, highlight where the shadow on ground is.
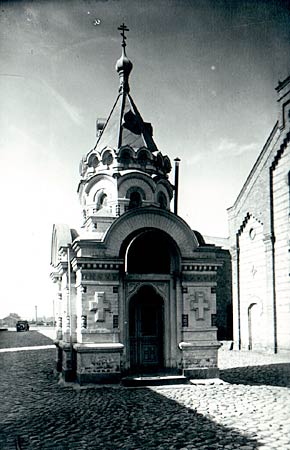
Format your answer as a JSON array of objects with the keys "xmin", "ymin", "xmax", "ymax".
[
  {"xmin": 0, "ymin": 331, "xmax": 53, "ymax": 349},
  {"xmin": 220, "ymin": 363, "xmax": 290, "ymax": 387},
  {"xmin": 1, "ymin": 370, "xmax": 262, "ymax": 450},
  {"xmin": 0, "ymin": 332, "xmax": 263, "ymax": 450}
]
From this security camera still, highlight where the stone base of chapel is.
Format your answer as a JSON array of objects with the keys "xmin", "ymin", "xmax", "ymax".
[
  {"xmin": 55, "ymin": 341, "xmax": 125, "ymax": 384},
  {"xmin": 179, "ymin": 340, "xmax": 221, "ymax": 380},
  {"xmin": 55, "ymin": 340, "xmax": 77, "ymax": 382},
  {"xmin": 54, "ymin": 340, "xmax": 221, "ymax": 384},
  {"xmin": 73, "ymin": 342, "xmax": 124, "ymax": 385},
  {"xmin": 183, "ymin": 367, "xmax": 220, "ymax": 379}
]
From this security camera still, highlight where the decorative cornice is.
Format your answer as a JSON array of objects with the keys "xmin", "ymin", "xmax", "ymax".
[
  {"xmin": 71, "ymin": 258, "xmax": 123, "ymax": 272},
  {"xmin": 182, "ymin": 273, "xmax": 216, "ymax": 283},
  {"xmin": 80, "ymin": 262, "xmax": 121, "ymax": 270},
  {"xmin": 80, "ymin": 145, "xmax": 171, "ymax": 184},
  {"xmin": 271, "ymin": 131, "xmax": 290, "ymax": 170},
  {"xmin": 182, "ymin": 265, "xmax": 218, "ymax": 272},
  {"xmin": 237, "ymin": 212, "xmax": 263, "ymax": 236}
]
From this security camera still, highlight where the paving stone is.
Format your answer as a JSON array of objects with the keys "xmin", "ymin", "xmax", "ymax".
[{"xmin": 1, "ymin": 333, "xmax": 290, "ymax": 449}]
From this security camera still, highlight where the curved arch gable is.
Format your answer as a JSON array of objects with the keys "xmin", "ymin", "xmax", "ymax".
[
  {"xmin": 84, "ymin": 173, "xmax": 116, "ymax": 195},
  {"xmin": 51, "ymin": 224, "xmax": 78, "ymax": 267},
  {"xmin": 103, "ymin": 207, "xmax": 200, "ymax": 257},
  {"xmin": 118, "ymin": 171, "xmax": 156, "ymax": 194},
  {"xmin": 156, "ymin": 178, "xmax": 174, "ymax": 197}
]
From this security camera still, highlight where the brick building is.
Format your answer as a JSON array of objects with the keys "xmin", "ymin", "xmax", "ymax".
[
  {"xmin": 228, "ymin": 75, "xmax": 290, "ymax": 353},
  {"xmin": 50, "ymin": 27, "xmax": 225, "ymax": 384}
]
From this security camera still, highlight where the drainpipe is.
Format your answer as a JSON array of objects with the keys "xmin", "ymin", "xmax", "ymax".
[{"xmin": 174, "ymin": 158, "xmax": 180, "ymax": 215}]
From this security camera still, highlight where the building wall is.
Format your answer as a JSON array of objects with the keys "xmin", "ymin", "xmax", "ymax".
[
  {"xmin": 238, "ymin": 217, "xmax": 270, "ymax": 350},
  {"xmin": 203, "ymin": 236, "xmax": 233, "ymax": 341},
  {"xmin": 273, "ymin": 140, "xmax": 290, "ymax": 350},
  {"xmin": 228, "ymin": 76, "xmax": 290, "ymax": 353}
]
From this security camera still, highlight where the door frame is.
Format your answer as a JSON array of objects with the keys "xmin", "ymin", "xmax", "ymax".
[
  {"xmin": 129, "ymin": 286, "xmax": 164, "ymax": 372},
  {"xmin": 124, "ymin": 276, "xmax": 177, "ymax": 372}
]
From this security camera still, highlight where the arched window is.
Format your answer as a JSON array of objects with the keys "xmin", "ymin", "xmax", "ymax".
[
  {"xmin": 126, "ymin": 187, "xmax": 145, "ymax": 210},
  {"xmin": 88, "ymin": 153, "xmax": 99, "ymax": 168},
  {"xmin": 156, "ymin": 152, "xmax": 164, "ymax": 169},
  {"xmin": 96, "ymin": 191, "xmax": 108, "ymax": 210},
  {"xmin": 137, "ymin": 149, "xmax": 151, "ymax": 164},
  {"xmin": 101, "ymin": 150, "xmax": 113, "ymax": 167},
  {"xmin": 158, "ymin": 192, "xmax": 167, "ymax": 209},
  {"xmin": 163, "ymin": 156, "xmax": 172, "ymax": 174},
  {"xmin": 119, "ymin": 148, "xmax": 133, "ymax": 165},
  {"xmin": 129, "ymin": 191, "xmax": 142, "ymax": 209}
]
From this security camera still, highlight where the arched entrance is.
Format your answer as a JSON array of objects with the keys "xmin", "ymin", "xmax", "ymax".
[
  {"xmin": 125, "ymin": 229, "xmax": 173, "ymax": 274},
  {"xmin": 248, "ymin": 301, "xmax": 262, "ymax": 350},
  {"xmin": 129, "ymin": 285, "xmax": 164, "ymax": 372}
]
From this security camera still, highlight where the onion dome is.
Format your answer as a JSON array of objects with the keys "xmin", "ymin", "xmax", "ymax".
[
  {"xmin": 115, "ymin": 23, "xmax": 133, "ymax": 93},
  {"xmin": 78, "ymin": 24, "xmax": 172, "ymax": 182}
]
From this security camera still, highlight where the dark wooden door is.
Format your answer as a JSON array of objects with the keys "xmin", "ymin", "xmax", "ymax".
[{"xmin": 129, "ymin": 290, "xmax": 164, "ymax": 372}]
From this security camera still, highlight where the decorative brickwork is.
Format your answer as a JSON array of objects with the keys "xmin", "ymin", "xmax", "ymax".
[{"xmin": 51, "ymin": 28, "xmax": 222, "ymax": 384}]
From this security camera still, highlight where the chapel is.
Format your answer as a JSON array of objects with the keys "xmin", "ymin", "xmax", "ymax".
[
  {"xmin": 50, "ymin": 25, "xmax": 222, "ymax": 384},
  {"xmin": 228, "ymin": 74, "xmax": 290, "ymax": 353}
]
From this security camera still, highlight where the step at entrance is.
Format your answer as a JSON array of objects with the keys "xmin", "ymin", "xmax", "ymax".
[{"xmin": 121, "ymin": 374, "xmax": 188, "ymax": 387}]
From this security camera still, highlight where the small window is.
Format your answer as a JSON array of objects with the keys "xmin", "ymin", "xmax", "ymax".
[
  {"xmin": 138, "ymin": 150, "xmax": 150, "ymax": 164},
  {"xmin": 102, "ymin": 150, "xmax": 113, "ymax": 167},
  {"xmin": 129, "ymin": 191, "xmax": 142, "ymax": 209},
  {"xmin": 119, "ymin": 148, "xmax": 133, "ymax": 164},
  {"xmin": 158, "ymin": 192, "xmax": 167, "ymax": 209},
  {"xmin": 249, "ymin": 228, "xmax": 256, "ymax": 240},
  {"xmin": 96, "ymin": 192, "xmax": 107, "ymax": 210}
]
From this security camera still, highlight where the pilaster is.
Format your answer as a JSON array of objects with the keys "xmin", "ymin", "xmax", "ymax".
[
  {"xmin": 263, "ymin": 233, "xmax": 277, "ymax": 351},
  {"xmin": 179, "ymin": 263, "xmax": 221, "ymax": 379}
]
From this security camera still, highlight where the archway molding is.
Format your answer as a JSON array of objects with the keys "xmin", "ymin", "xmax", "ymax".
[{"xmin": 103, "ymin": 206, "xmax": 200, "ymax": 258}]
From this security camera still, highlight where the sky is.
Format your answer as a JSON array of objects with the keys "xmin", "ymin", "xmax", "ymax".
[{"xmin": 0, "ymin": 0, "xmax": 290, "ymax": 319}]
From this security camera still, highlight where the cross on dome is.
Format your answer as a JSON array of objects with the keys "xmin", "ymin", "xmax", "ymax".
[
  {"xmin": 118, "ymin": 23, "xmax": 129, "ymax": 49},
  {"xmin": 116, "ymin": 23, "xmax": 133, "ymax": 93}
]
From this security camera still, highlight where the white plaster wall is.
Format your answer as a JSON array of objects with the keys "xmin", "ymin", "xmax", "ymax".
[{"xmin": 239, "ymin": 217, "xmax": 268, "ymax": 349}]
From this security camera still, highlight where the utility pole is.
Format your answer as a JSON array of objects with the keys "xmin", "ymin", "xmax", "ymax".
[{"xmin": 35, "ymin": 305, "xmax": 38, "ymax": 323}]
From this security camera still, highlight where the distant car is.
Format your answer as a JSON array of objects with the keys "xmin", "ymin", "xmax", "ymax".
[{"xmin": 16, "ymin": 320, "xmax": 29, "ymax": 332}]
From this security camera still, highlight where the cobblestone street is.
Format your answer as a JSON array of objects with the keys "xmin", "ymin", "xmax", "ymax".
[{"xmin": 1, "ymin": 331, "xmax": 290, "ymax": 449}]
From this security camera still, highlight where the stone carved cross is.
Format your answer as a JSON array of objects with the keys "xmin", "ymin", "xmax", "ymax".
[
  {"xmin": 89, "ymin": 292, "xmax": 110, "ymax": 322},
  {"xmin": 190, "ymin": 292, "xmax": 209, "ymax": 320}
]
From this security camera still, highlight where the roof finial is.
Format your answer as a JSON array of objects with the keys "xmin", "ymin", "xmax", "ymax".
[
  {"xmin": 118, "ymin": 23, "xmax": 129, "ymax": 49},
  {"xmin": 116, "ymin": 23, "xmax": 133, "ymax": 93}
]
